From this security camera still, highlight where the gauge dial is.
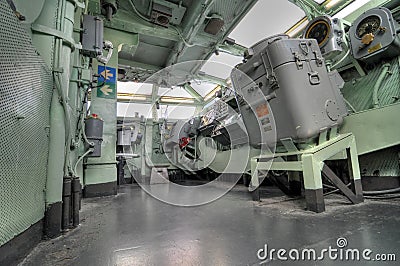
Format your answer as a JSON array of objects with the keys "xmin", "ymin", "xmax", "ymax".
[
  {"xmin": 356, "ymin": 15, "xmax": 381, "ymax": 38},
  {"xmin": 305, "ymin": 20, "xmax": 330, "ymax": 46}
]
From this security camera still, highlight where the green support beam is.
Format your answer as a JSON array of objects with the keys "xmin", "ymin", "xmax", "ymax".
[
  {"xmin": 101, "ymin": 9, "xmax": 180, "ymax": 42},
  {"xmin": 182, "ymin": 83, "xmax": 204, "ymax": 103}
]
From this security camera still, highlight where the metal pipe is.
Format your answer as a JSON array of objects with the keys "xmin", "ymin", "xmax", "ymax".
[
  {"xmin": 96, "ymin": 40, "xmax": 114, "ymax": 64},
  {"xmin": 71, "ymin": 178, "xmax": 81, "ymax": 227},
  {"xmin": 62, "ymin": 177, "xmax": 72, "ymax": 230},
  {"xmin": 343, "ymin": 98, "xmax": 357, "ymax": 113},
  {"xmin": 54, "ymin": 73, "xmax": 73, "ymax": 175},
  {"xmin": 372, "ymin": 63, "xmax": 391, "ymax": 108},
  {"xmin": 40, "ymin": 0, "xmax": 66, "ymax": 219},
  {"xmin": 106, "ymin": 5, "xmax": 113, "ymax": 21},
  {"xmin": 84, "ymin": 0, "xmax": 89, "ymax": 14}
]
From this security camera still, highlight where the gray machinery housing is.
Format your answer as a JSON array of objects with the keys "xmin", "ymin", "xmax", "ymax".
[
  {"xmin": 349, "ymin": 7, "xmax": 400, "ymax": 62},
  {"xmin": 85, "ymin": 117, "xmax": 104, "ymax": 157},
  {"xmin": 231, "ymin": 34, "xmax": 348, "ymax": 148},
  {"xmin": 303, "ymin": 15, "xmax": 345, "ymax": 60}
]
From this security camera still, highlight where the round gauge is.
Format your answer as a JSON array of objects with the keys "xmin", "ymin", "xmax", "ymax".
[
  {"xmin": 305, "ymin": 20, "xmax": 330, "ymax": 46},
  {"xmin": 356, "ymin": 15, "xmax": 381, "ymax": 38}
]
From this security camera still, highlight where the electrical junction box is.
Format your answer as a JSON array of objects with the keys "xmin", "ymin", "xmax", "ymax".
[
  {"xmin": 349, "ymin": 7, "xmax": 400, "ymax": 63},
  {"xmin": 85, "ymin": 116, "xmax": 104, "ymax": 157},
  {"xmin": 81, "ymin": 14, "xmax": 104, "ymax": 58},
  {"xmin": 151, "ymin": 0, "xmax": 186, "ymax": 27},
  {"xmin": 231, "ymin": 34, "xmax": 348, "ymax": 148}
]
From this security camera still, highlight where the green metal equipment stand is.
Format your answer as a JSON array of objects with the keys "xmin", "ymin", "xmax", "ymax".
[{"xmin": 249, "ymin": 133, "xmax": 364, "ymax": 212}]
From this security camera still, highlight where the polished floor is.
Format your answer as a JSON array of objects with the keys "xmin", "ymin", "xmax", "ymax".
[{"xmin": 22, "ymin": 183, "xmax": 399, "ymax": 266}]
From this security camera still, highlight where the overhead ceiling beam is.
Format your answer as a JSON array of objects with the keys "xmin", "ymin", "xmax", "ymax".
[
  {"xmin": 182, "ymin": 83, "xmax": 204, "ymax": 102},
  {"xmin": 102, "ymin": 9, "xmax": 180, "ymax": 42},
  {"xmin": 217, "ymin": 42, "xmax": 247, "ymax": 57},
  {"xmin": 195, "ymin": 72, "xmax": 228, "ymax": 87}
]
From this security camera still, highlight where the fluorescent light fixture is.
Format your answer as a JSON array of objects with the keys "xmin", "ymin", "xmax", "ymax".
[
  {"xmin": 285, "ymin": 17, "xmax": 309, "ymax": 37},
  {"xmin": 161, "ymin": 97, "xmax": 195, "ymax": 103},
  {"xmin": 204, "ymin": 85, "xmax": 221, "ymax": 101},
  {"xmin": 117, "ymin": 94, "xmax": 148, "ymax": 101},
  {"xmin": 325, "ymin": 0, "xmax": 342, "ymax": 9}
]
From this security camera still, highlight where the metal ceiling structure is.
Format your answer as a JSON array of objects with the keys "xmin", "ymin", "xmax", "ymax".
[{"xmin": 90, "ymin": 0, "xmax": 392, "ymax": 117}]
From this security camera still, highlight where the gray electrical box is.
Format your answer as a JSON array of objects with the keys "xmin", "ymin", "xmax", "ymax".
[
  {"xmin": 85, "ymin": 117, "xmax": 104, "ymax": 157},
  {"xmin": 82, "ymin": 14, "xmax": 104, "ymax": 58},
  {"xmin": 349, "ymin": 7, "xmax": 400, "ymax": 62},
  {"xmin": 231, "ymin": 34, "xmax": 348, "ymax": 148}
]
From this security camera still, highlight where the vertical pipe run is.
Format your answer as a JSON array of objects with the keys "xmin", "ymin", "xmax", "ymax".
[
  {"xmin": 373, "ymin": 63, "xmax": 391, "ymax": 108},
  {"xmin": 62, "ymin": 177, "xmax": 72, "ymax": 230},
  {"xmin": 72, "ymin": 178, "xmax": 81, "ymax": 227},
  {"xmin": 106, "ymin": 5, "xmax": 113, "ymax": 21}
]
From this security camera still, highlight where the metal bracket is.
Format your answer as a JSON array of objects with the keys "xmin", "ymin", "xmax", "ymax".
[
  {"xmin": 293, "ymin": 52, "xmax": 304, "ymax": 69},
  {"xmin": 313, "ymin": 51, "xmax": 324, "ymax": 67},
  {"xmin": 260, "ymin": 52, "xmax": 279, "ymax": 89},
  {"xmin": 322, "ymin": 164, "xmax": 363, "ymax": 204},
  {"xmin": 31, "ymin": 24, "xmax": 77, "ymax": 51},
  {"xmin": 280, "ymin": 138, "xmax": 299, "ymax": 152}
]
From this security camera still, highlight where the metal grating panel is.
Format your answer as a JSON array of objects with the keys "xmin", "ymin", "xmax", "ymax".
[{"xmin": 0, "ymin": 2, "xmax": 53, "ymax": 246}]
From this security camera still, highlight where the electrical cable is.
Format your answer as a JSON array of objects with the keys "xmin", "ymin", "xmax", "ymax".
[
  {"xmin": 170, "ymin": 25, "xmax": 196, "ymax": 47},
  {"xmin": 73, "ymin": 148, "xmax": 94, "ymax": 175},
  {"xmin": 364, "ymin": 194, "xmax": 400, "ymax": 199},
  {"xmin": 128, "ymin": 0, "xmax": 151, "ymax": 22},
  {"xmin": 363, "ymin": 187, "xmax": 400, "ymax": 195}
]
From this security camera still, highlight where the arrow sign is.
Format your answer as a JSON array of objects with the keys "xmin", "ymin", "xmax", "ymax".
[
  {"xmin": 97, "ymin": 83, "xmax": 116, "ymax": 99},
  {"xmin": 97, "ymin": 66, "xmax": 116, "ymax": 83},
  {"xmin": 100, "ymin": 85, "xmax": 113, "ymax": 96},
  {"xmin": 100, "ymin": 69, "xmax": 114, "ymax": 81}
]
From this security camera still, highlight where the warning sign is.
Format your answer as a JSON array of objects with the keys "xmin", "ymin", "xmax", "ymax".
[{"xmin": 256, "ymin": 103, "xmax": 269, "ymax": 118}]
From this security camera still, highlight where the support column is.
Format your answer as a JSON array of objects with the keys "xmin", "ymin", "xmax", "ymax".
[
  {"xmin": 250, "ymin": 157, "xmax": 260, "ymax": 201},
  {"xmin": 302, "ymin": 154, "xmax": 325, "ymax": 213},
  {"xmin": 288, "ymin": 155, "xmax": 302, "ymax": 196},
  {"xmin": 83, "ymin": 28, "xmax": 118, "ymax": 197}
]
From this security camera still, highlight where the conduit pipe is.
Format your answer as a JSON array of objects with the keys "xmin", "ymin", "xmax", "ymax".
[{"xmin": 373, "ymin": 63, "xmax": 391, "ymax": 108}]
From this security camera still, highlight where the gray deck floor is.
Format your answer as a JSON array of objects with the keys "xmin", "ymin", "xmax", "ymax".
[{"xmin": 22, "ymin": 184, "xmax": 400, "ymax": 265}]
